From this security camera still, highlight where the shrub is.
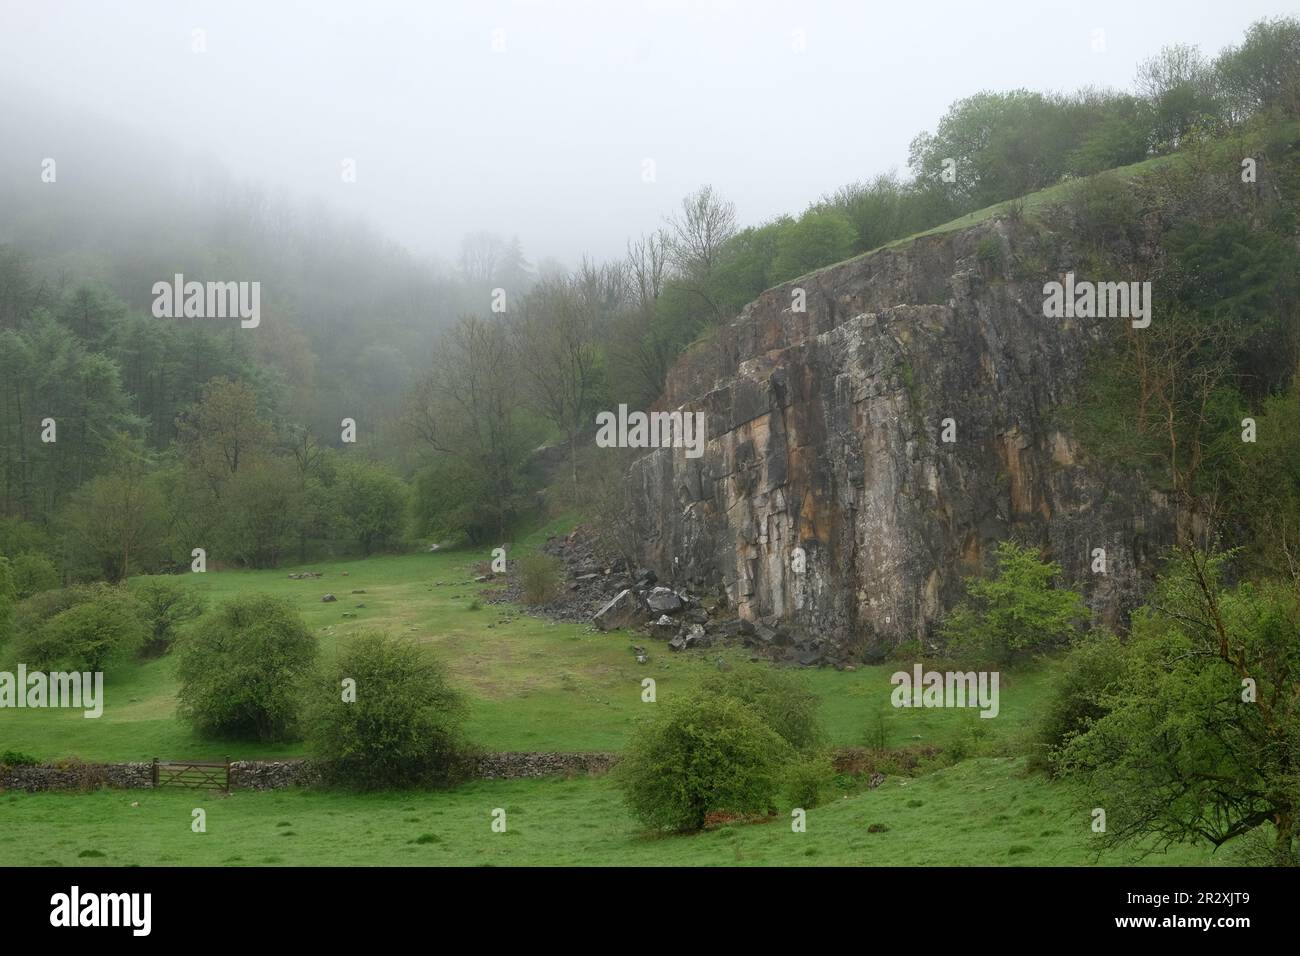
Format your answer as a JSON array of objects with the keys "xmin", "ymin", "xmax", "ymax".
[
  {"xmin": 0, "ymin": 749, "xmax": 39, "ymax": 766},
  {"xmin": 176, "ymin": 594, "xmax": 317, "ymax": 742},
  {"xmin": 19, "ymin": 585, "xmax": 147, "ymax": 671},
  {"xmin": 10, "ymin": 553, "xmax": 59, "ymax": 599},
  {"xmin": 698, "ymin": 665, "xmax": 824, "ymax": 750},
  {"xmin": 518, "ymin": 551, "xmax": 564, "ymax": 605},
  {"xmin": 616, "ymin": 694, "xmax": 791, "ymax": 832},
  {"xmin": 10, "ymin": 586, "xmax": 84, "ymax": 645},
  {"xmin": 783, "ymin": 751, "xmax": 836, "ymax": 809},
  {"xmin": 1033, "ymin": 628, "xmax": 1128, "ymax": 773},
  {"xmin": 306, "ymin": 632, "xmax": 471, "ymax": 789},
  {"xmin": 940, "ymin": 540, "xmax": 1086, "ymax": 665},
  {"xmin": 132, "ymin": 577, "xmax": 205, "ymax": 656}
]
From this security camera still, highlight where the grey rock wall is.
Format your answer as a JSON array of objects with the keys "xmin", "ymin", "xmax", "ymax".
[{"xmin": 628, "ymin": 217, "xmax": 1175, "ymax": 650}]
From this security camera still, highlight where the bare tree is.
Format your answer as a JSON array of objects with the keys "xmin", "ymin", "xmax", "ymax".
[
  {"xmin": 666, "ymin": 185, "xmax": 737, "ymax": 279},
  {"xmin": 404, "ymin": 314, "xmax": 524, "ymax": 541},
  {"xmin": 457, "ymin": 231, "xmax": 505, "ymax": 288},
  {"xmin": 612, "ymin": 230, "xmax": 678, "ymax": 403},
  {"xmin": 512, "ymin": 275, "xmax": 604, "ymax": 505}
]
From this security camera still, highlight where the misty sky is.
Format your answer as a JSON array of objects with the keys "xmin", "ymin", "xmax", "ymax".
[{"xmin": 2, "ymin": 0, "xmax": 1295, "ymax": 267}]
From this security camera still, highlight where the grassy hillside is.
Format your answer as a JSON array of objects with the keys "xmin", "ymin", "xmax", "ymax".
[
  {"xmin": 0, "ymin": 758, "xmax": 1224, "ymax": 867},
  {"xmin": 0, "ymin": 544, "xmax": 1056, "ymax": 762}
]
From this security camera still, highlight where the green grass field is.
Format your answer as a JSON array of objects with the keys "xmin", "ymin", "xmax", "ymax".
[
  {"xmin": 0, "ymin": 544, "xmax": 1056, "ymax": 763},
  {"xmin": 0, "ymin": 536, "xmax": 1229, "ymax": 866},
  {"xmin": 0, "ymin": 758, "xmax": 1225, "ymax": 867}
]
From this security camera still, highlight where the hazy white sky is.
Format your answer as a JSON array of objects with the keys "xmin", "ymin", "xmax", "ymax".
[{"xmin": 1, "ymin": 0, "xmax": 1295, "ymax": 266}]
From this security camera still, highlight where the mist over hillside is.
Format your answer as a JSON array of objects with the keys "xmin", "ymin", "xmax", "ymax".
[{"xmin": 2, "ymin": 0, "xmax": 1300, "ymax": 903}]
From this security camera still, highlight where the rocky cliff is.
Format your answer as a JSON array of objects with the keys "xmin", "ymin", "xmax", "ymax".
[{"xmin": 627, "ymin": 216, "xmax": 1177, "ymax": 653}]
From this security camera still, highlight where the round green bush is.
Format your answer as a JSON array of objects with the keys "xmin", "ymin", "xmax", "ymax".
[
  {"xmin": 18, "ymin": 584, "xmax": 146, "ymax": 671},
  {"xmin": 783, "ymin": 751, "xmax": 836, "ymax": 809},
  {"xmin": 698, "ymin": 664, "xmax": 824, "ymax": 750},
  {"xmin": 176, "ymin": 594, "xmax": 317, "ymax": 742},
  {"xmin": 11, "ymin": 553, "xmax": 59, "ymax": 600},
  {"xmin": 616, "ymin": 693, "xmax": 792, "ymax": 832},
  {"xmin": 305, "ymin": 632, "xmax": 471, "ymax": 789}
]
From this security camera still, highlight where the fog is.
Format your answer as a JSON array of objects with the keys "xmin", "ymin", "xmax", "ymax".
[{"xmin": 0, "ymin": 0, "xmax": 1295, "ymax": 266}]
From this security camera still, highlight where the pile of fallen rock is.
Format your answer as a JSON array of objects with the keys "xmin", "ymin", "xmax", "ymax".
[{"xmin": 491, "ymin": 526, "xmax": 849, "ymax": 667}]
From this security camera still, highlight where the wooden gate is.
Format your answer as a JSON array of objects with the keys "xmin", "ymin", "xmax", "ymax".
[{"xmin": 152, "ymin": 757, "xmax": 231, "ymax": 792}]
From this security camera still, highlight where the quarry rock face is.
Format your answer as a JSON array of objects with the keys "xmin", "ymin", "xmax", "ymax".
[{"xmin": 628, "ymin": 217, "xmax": 1176, "ymax": 652}]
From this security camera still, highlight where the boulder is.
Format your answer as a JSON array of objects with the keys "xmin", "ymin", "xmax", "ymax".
[
  {"xmin": 670, "ymin": 624, "xmax": 707, "ymax": 651},
  {"xmin": 632, "ymin": 567, "xmax": 657, "ymax": 588},
  {"xmin": 645, "ymin": 587, "xmax": 684, "ymax": 615},
  {"xmin": 649, "ymin": 614, "xmax": 678, "ymax": 640},
  {"xmin": 592, "ymin": 589, "xmax": 641, "ymax": 632},
  {"xmin": 707, "ymin": 618, "xmax": 744, "ymax": 639},
  {"xmin": 321, "ymin": 594, "xmax": 337, "ymax": 603}
]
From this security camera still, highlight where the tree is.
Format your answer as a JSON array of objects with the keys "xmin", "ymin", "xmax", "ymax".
[
  {"xmin": 769, "ymin": 207, "xmax": 857, "ymax": 283},
  {"xmin": 306, "ymin": 632, "xmax": 471, "ymax": 789},
  {"xmin": 617, "ymin": 693, "xmax": 791, "ymax": 832},
  {"xmin": 19, "ymin": 584, "xmax": 147, "ymax": 671},
  {"xmin": 1061, "ymin": 550, "xmax": 1300, "ymax": 863},
  {"xmin": 217, "ymin": 457, "xmax": 305, "ymax": 568},
  {"xmin": 667, "ymin": 185, "xmax": 738, "ymax": 280},
  {"xmin": 404, "ymin": 315, "xmax": 536, "ymax": 543},
  {"xmin": 665, "ymin": 185, "xmax": 737, "ymax": 325},
  {"xmin": 1136, "ymin": 44, "xmax": 1223, "ymax": 149},
  {"xmin": 59, "ymin": 433, "xmax": 166, "ymax": 582},
  {"xmin": 176, "ymin": 594, "xmax": 317, "ymax": 742},
  {"xmin": 331, "ymin": 457, "xmax": 407, "ymax": 555},
  {"xmin": 609, "ymin": 231, "xmax": 678, "ymax": 405},
  {"xmin": 132, "ymin": 576, "xmax": 205, "ymax": 656},
  {"xmin": 1214, "ymin": 16, "xmax": 1300, "ymax": 120},
  {"xmin": 697, "ymin": 665, "xmax": 824, "ymax": 751},
  {"xmin": 940, "ymin": 541, "xmax": 1086, "ymax": 665},
  {"xmin": 176, "ymin": 378, "xmax": 273, "ymax": 492},
  {"xmin": 9, "ymin": 552, "xmax": 59, "ymax": 599},
  {"xmin": 514, "ymin": 274, "xmax": 608, "ymax": 505}
]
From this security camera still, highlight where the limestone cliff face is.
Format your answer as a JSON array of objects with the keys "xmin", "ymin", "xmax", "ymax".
[{"xmin": 627, "ymin": 216, "xmax": 1175, "ymax": 651}]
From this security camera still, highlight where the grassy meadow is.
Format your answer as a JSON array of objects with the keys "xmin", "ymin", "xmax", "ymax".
[{"xmin": 0, "ymin": 529, "xmax": 1229, "ymax": 867}]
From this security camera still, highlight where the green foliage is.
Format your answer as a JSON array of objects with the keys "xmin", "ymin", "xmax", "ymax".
[
  {"xmin": 783, "ymin": 751, "xmax": 836, "ymax": 809},
  {"xmin": 1222, "ymin": 383, "xmax": 1300, "ymax": 579},
  {"xmin": 769, "ymin": 208, "xmax": 857, "ymax": 283},
  {"xmin": 131, "ymin": 577, "xmax": 205, "ymax": 656},
  {"xmin": 616, "ymin": 693, "xmax": 791, "ymax": 831},
  {"xmin": 518, "ymin": 551, "xmax": 564, "ymax": 605},
  {"xmin": 176, "ymin": 594, "xmax": 317, "ymax": 742},
  {"xmin": 216, "ymin": 457, "xmax": 304, "ymax": 569},
  {"xmin": 0, "ymin": 556, "xmax": 14, "ymax": 646},
  {"xmin": 331, "ymin": 458, "xmax": 408, "ymax": 556},
  {"xmin": 1059, "ymin": 551, "xmax": 1300, "ymax": 862},
  {"xmin": 17, "ymin": 584, "xmax": 147, "ymax": 672},
  {"xmin": 0, "ymin": 749, "xmax": 39, "ymax": 766},
  {"xmin": 940, "ymin": 541, "xmax": 1086, "ymax": 665},
  {"xmin": 58, "ymin": 433, "xmax": 166, "ymax": 582},
  {"xmin": 1215, "ymin": 16, "xmax": 1300, "ymax": 120},
  {"xmin": 698, "ymin": 665, "xmax": 824, "ymax": 751},
  {"xmin": 306, "ymin": 632, "xmax": 471, "ymax": 789},
  {"xmin": 10, "ymin": 553, "xmax": 59, "ymax": 599},
  {"xmin": 1033, "ymin": 629, "xmax": 1128, "ymax": 773}
]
